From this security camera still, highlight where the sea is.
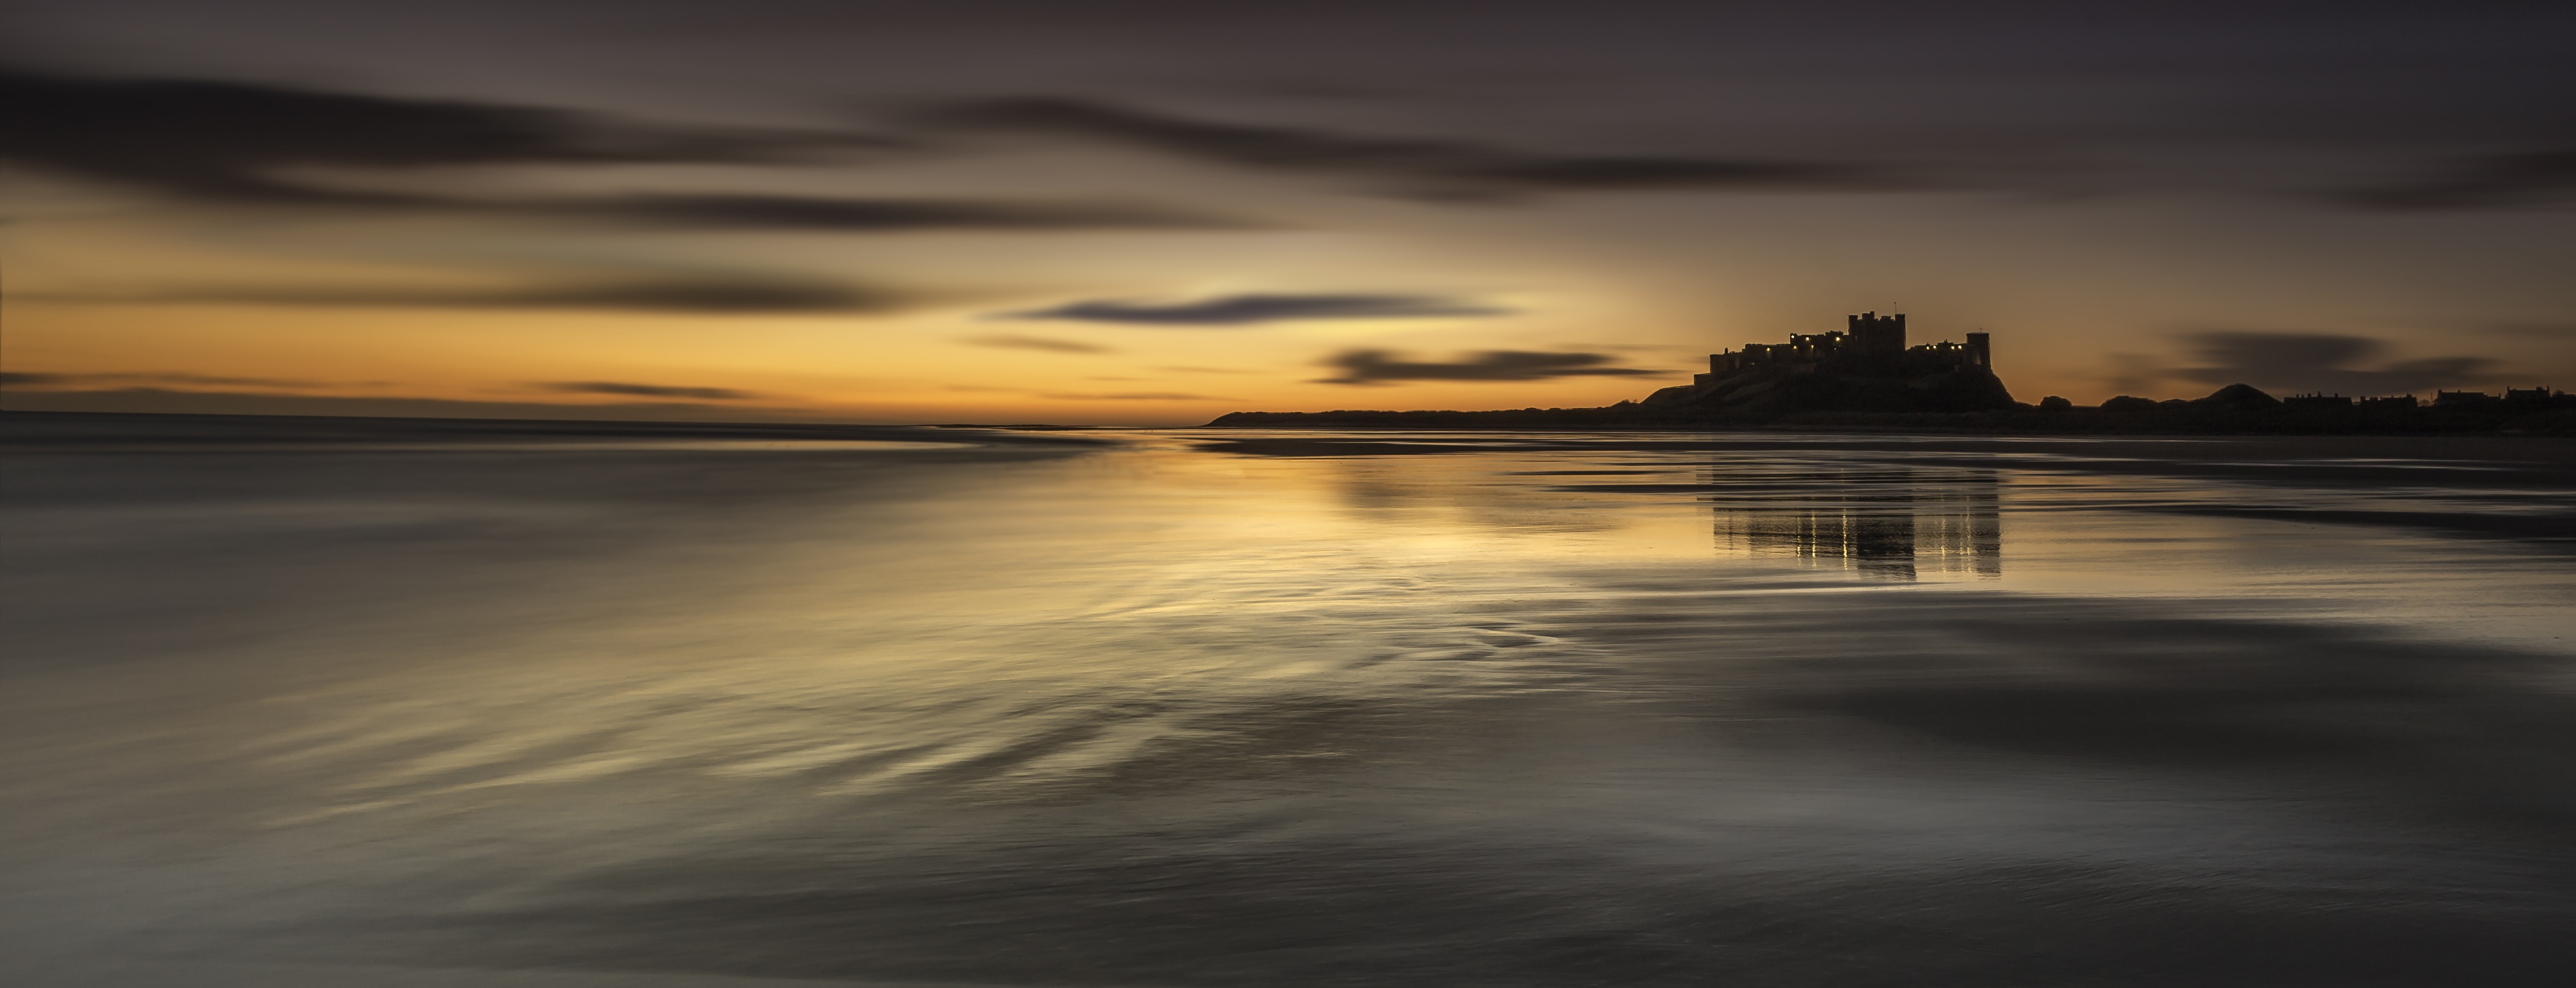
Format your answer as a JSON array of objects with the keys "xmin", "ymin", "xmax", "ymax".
[{"xmin": 3, "ymin": 411, "xmax": 2573, "ymax": 987}]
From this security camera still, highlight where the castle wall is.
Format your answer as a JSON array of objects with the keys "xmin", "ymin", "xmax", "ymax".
[{"xmin": 1702, "ymin": 314, "xmax": 1989, "ymax": 382}]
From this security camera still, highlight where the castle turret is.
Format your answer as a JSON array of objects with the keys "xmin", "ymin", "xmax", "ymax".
[
  {"xmin": 1847, "ymin": 311, "xmax": 1906, "ymax": 357},
  {"xmin": 1965, "ymin": 332, "xmax": 1990, "ymax": 368}
]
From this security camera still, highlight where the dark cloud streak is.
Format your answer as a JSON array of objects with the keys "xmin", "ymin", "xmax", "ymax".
[
  {"xmin": 914, "ymin": 98, "xmax": 1889, "ymax": 200},
  {"xmin": 1, "ymin": 68, "xmax": 870, "ymax": 205},
  {"xmin": 1316, "ymin": 349, "xmax": 1662, "ymax": 385},
  {"xmin": 520, "ymin": 192, "xmax": 1251, "ymax": 231},
  {"xmin": 2341, "ymin": 149, "xmax": 2576, "ymax": 210},
  {"xmin": 2153, "ymin": 331, "xmax": 2497, "ymax": 395},
  {"xmin": 539, "ymin": 381, "xmax": 757, "ymax": 400},
  {"xmin": 1, "ymin": 70, "xmax": 1248, "ymax": 231},
  {"xmin": 30, "ymin": 277, "xmax": 905, "ymax": 314},
  {"xmin": 1, "ymin": 370, "xmax": 328, "ymax": 390},
  {"xmin": 964, "ymin": 335, "xmax": 1114, "ymax": 353},
  {"xmin": 1005, "ymin": 293, "xmax": 1509, "ymax": 326}
]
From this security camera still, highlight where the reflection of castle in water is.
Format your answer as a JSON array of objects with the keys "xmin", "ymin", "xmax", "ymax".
[{"xmin": 1708, "ymin": 467, "xmax": 2000, "ymax": 579}]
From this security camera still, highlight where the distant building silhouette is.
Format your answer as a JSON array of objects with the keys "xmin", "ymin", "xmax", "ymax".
[
  {"xmin": 1647, "ymin": 312, "xmax": 2014, "ymax": 417},
  {"xmin": 2283, "ymin": 393, "xmax": 2354, "ymax": 408}
]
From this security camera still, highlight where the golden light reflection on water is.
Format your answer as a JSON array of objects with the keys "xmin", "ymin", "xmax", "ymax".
[
  {"xmin": 231, "ymin": 443, "xmax": 1655, "ymax": 824},
  {"xmin": 181, "ymin": 434, "xmax": 2576, "ymax": 833}
]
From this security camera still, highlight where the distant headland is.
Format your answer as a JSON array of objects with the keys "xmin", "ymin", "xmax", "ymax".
[{"xmin": 1209, "ymin": 312, "xmax": 2575, "ymax": 434}]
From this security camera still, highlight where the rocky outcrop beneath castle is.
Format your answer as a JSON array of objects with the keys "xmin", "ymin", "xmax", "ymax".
[{"xmin": 1637, "ymin": 362, "xmax": 2016, "ymax": 419}]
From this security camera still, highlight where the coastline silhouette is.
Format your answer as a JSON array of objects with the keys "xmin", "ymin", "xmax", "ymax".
[{"xmin": 1210, "ymin": 313, "xmax": 2573, "ymax": 434}]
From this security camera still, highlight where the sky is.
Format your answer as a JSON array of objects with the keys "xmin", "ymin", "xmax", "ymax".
[{"xmin": 3, "ymin": 0, "xmax": 2572, "ymax": 425}]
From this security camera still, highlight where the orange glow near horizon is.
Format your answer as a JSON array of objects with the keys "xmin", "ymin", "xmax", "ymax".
[{"xmin": 7, "ymin": 168, "xmax": 2573, "ymax": 425}]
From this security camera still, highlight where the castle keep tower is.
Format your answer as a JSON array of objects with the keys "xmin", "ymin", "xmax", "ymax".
[{"xmin": 1847, "ymin": 311, "xmax": 1905, "ymax": 356}]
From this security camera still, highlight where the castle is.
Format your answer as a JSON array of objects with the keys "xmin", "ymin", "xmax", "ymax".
[
  {"xmin": 1644, "ymin": 312, "xmax": 2014, "ymax": 415},
  {"xmin": 1701, "ymin": 312, "xmax": 1991, "ymax": 382}
]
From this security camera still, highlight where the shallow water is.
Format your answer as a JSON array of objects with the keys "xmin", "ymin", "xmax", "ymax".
[{"xmin": 4, "ymin": 415, "xmax": 2573, "ymax": 986}]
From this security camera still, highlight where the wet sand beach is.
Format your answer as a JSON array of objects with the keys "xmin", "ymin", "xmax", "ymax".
[{"xmin": 5, "ymin": 413, "xmax": 2573, "ymax": 986}]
